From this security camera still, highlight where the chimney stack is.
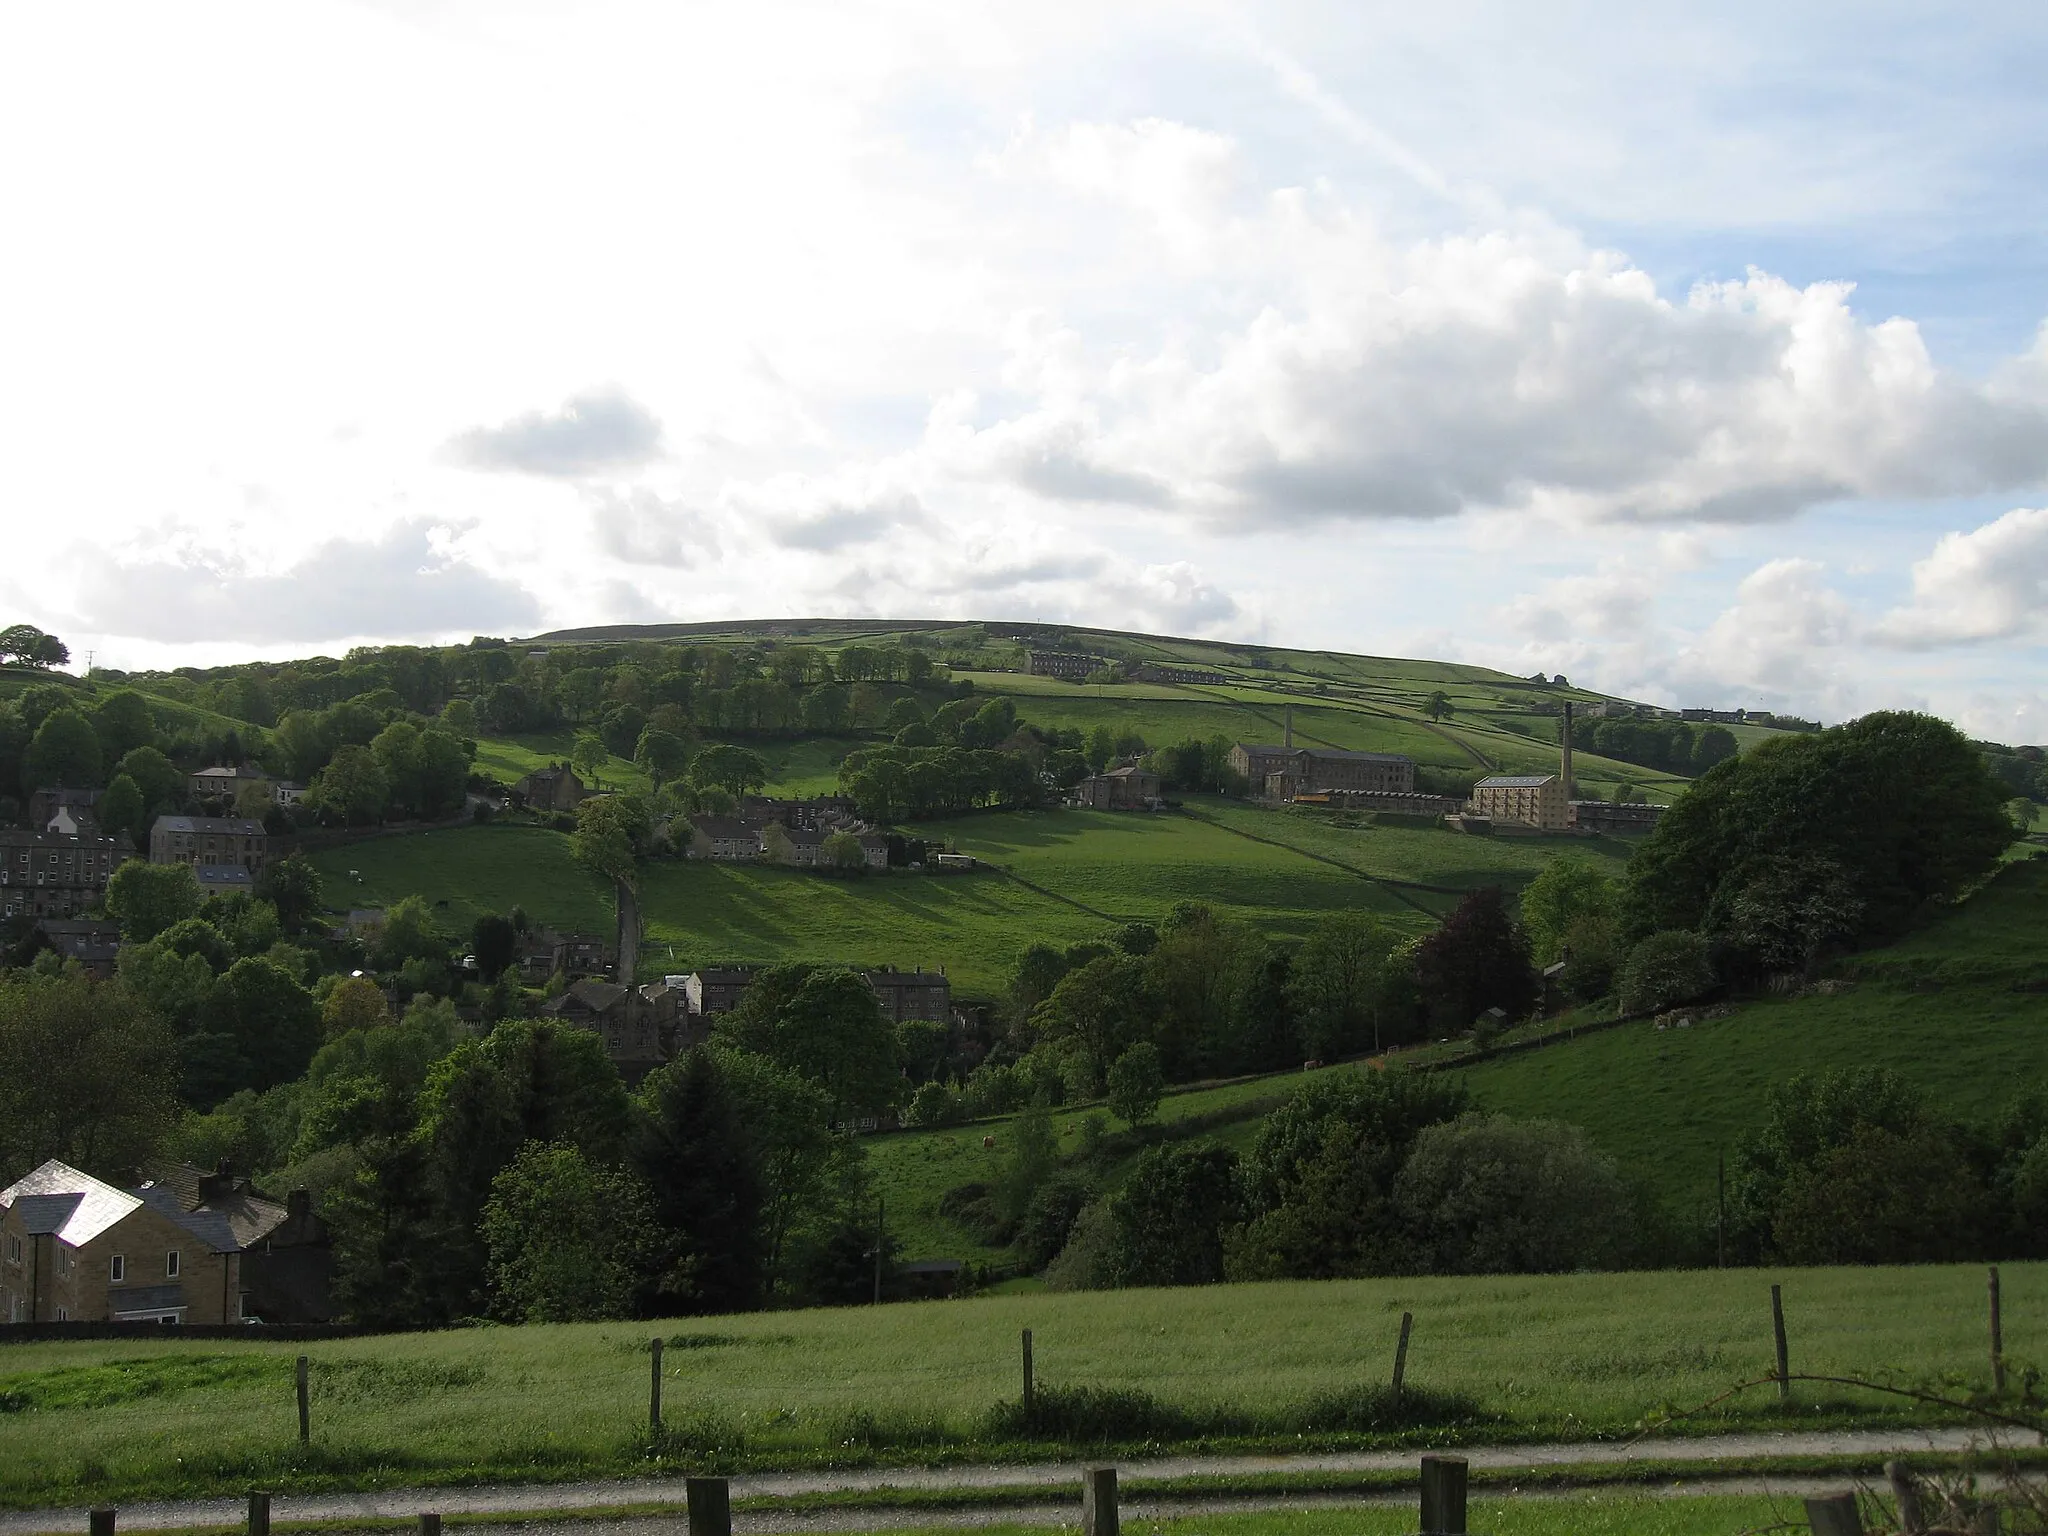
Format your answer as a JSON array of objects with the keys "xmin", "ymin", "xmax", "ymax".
[
  {"xmin": 1561, "ymin": 701, "xmax": 1575, "ymax": 801},
  {"xmin": 1284, "ymin": 705, "xmax": 1294, "ymax": 750}
]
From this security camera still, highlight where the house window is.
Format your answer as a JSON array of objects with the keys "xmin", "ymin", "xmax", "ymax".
[
  {"xmin": 165, "ymin": 1250, "xmax": 180, "ymax": 1279},
  {"xmin": 110, "ymin": 1254, "xmax": 125, "ymax": 1283},
  {"xmin": 56, "ymin": 1307, "xmax": 68, "ymax": 1321},
  {"xmin": 5, "ymin": 1234, "xmax": 17, "ymax": 1265},
  {"xmin": 56, "ymin": 1247, "xmax": 68, "ymax": 1274}
]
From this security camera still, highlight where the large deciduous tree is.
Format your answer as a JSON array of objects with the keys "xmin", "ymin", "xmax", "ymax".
[
  {"xmin": 0, "ymin": 972, "xmax": 177, "ymax": 1179},
  {"xmin": 1412, "ymin": 886, "xmax": 1537, "ymax": 1031}
]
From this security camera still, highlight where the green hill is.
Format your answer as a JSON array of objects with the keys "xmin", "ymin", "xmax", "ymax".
[{"xmin": 867, "ymin": 854, "xmax": 2048, "ymax": 1263}]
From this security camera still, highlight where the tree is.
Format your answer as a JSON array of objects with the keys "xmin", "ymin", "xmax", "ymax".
[
  {"xmin": 1394, "ymin": 1114, "xmax": 1631, "ymax": 1274},
  {"xmin": 374, "ymin": 895, "xmax": 449, "ymax": 971},
  {"xmin": 1030, "ymin": 954, "xmax": 1157, "ymax": 1092},
  {"xmin": 1103, "ymin": 1143, "xmax": 1241, "ymax": 1287},
  {"xmin": 822, "ymin": 829, "xmax": 866, "ymax": 872},
  {"xmin": 0, "ymin": 624, "xmax": 69, "ymax": 669},
  {"xmin": 91, "ymin": 691, "xmax": 158, "ymax": 760},
  {"xmin": 690, "ymin": 743, "xmax": 769, "ymax": 797},
  {"xmin": 439, "ymin": 697, "xmax": 479, "ymax": 737},
  {"xmin": 1106, "ymin": 1042, "xmax": 1164, "ymax": 1127},
  {"xmin": 717, "ymin": 965, "xmax": 901, "ymax": 1121},
  {"xmin": 1516, "ymin": 856, "xmax": 1617, "ymax": 967},
  {"xmin": 632, "ymin": 1048, "xmax": 767, "ymax": 1312},
  {"xmin": 634, "ymin": 726, "xmax": 692, "ymax": 786},
  {"xmin": 115, "ymin": 745, "xmax": 184, "ymax": 812},
  {"xmin": 481, "ymin": 1142, "xmax": 660, "ymax": 1323},
  {"xmin": 106, "ymin": 859, "xmax": 201, "ymax": 942},
  {"xmin": 202, "ymin": 956, "xmax": 322, "ymax": 1095},
  {"xmin": 0, "ymin": 971, "xmax": 177, "ymax": 1179},
  {"xmin": 1412, "ymin": 887, "xmax": 1537, "ymax": 1031},
  {"xmin": 1626, "ymin": 712, "xmax": 2013, "ymax": 948},
  {"xmin": 1423, "ymin": 691, "xmax": 1453, "ymax": 722},
  {"xmin": 309, "ymin": 743, "xmax": 389, "ymax": 825},
  {"xmin": 97, "ymin": 773, "xmax": 145, "ymax": 842},
  {"xmin": 571, "ymin": 792, "xmax": 649, "ymax": 889},
  {"xmin": 710, "ymin": 1045, "xmax": 840, "ymax": 1280},
  {"xmin": 1614, "ymin": 929, "xmax": 1714, "ymax": 1014},
  {"xmin": 322, "ymin": 975, "xmax": 392, "ymax": 1039},
  {"xmin": 1771, "ymin": 1122, "xmax": 1992, "ymax": 1265},
  {"xmin": 471, "ymin": 913, "xmax": 518, "ymax": 982},
  {"xmin": 22, "ymin": 706, "xmax": 102, "ymax": 792},
  {"xmin": 256, "ymin": 854, "xmax": 325, "ymax": 934},
  {"xmin": 570, "ymin": 731, "xmax": 610, "ymax": 786},
  {"xmin": 1288, "ymin": 911, "xmax": 1401, "ymax": 1056}
]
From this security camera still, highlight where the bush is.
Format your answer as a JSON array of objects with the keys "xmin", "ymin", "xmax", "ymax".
[
  {"xmin": 1616, "ymin": 928, "xmax": 1714, "ymax": 1014},
  {"xmin": 1393, "ymin": 1113, "xmax": 1632, "ymax": 1274},
  {"xmin": 906, "ymin": 1080, "xmax": 962, "ymax": 1127},
  {"xmin": 1017, "ymin": 1171, "xmax": 1095, "ymax": 1269}
]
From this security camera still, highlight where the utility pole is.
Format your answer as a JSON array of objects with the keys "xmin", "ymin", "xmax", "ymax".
[{"xmin": 1716, "ymin": 1152, "xmax": 1726, "ymax": 1269}]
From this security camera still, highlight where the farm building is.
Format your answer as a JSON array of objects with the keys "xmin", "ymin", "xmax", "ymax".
[
  {"xmin": 1230, "ymin": 744, "xmax": 1416, "ymax": 797},
  {"xmin": 1072, "ymin": 764, "xmax": 1161, "ymax": 810},
  {"xmin": 514, "ymin": 764, "xmax": 588, "ymax": 812}
]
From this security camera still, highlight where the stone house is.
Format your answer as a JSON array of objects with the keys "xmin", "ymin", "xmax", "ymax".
[
  {"xmin": 689, "ymin": 815, "xmax": 764, "ymax": 860},
  {"xmin": 516, "ymin": 928, "xmax": 610, "ymax": 982},
  {"xmin": 867, "ymin": 967, "xmax": 951, "ymax": 1023},
  {"xmin": 683, "ymin": 967, "xmax": 760, "ymax": 1016},
  {"xmin": 1024, "ymin": 650, "xmax": 1101, "ymax": 681},
  {"xmin": 149, "ymin": 815, "xmax": 273, "ymax": 874},
  {"xmin": 1072, "ymin": 764, "xmax": 1161, "ymax": 810},
  {"xmin": 141, "ymin": 1163, "xmax": 333, "ymax": 1324},
  {"xmin": 1568, "ymin": 799, "xmax": 1666, "ymax": 835},
  {"xmin": 514, "ymin": 764, "xmax": 588, "ymax": 813},
  {"xmin": 0, "ymin": 1161, "xmax": 245, "ymax": 1324},
  {"xmin": 542, "ymin": 978, "xmax": 678, "ymax": 1081},
  {"xmin": 188, "ymin": 764, "xmax": 276, "ymax": 801},
  {"xmin": 0, "ymin": 830, "xmax": 122, "ymax": 921},
  {"xmin": 26, "ymin": 787, "xmax": 100, "ymax": 830},
  {"xmin": 33, "ymin": 918, "xmax": 124, "ymax": 979},
  {"xmin": 1467, "ymin": 774, "xmax": 1570, "ymax": 831}
]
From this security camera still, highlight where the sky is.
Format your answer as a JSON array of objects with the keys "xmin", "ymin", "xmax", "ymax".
[{"xmin": 4, "ymin": 1, "xmax": 2048, "ymax": 738}]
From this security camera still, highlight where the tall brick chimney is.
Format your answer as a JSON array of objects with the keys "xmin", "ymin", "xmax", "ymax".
[{"xmin": 1561, "ymin": 701, "xmax": 1575, "ymax": 800}]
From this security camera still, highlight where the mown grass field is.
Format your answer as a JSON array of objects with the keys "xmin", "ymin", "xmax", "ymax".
[
  {"xmin": 786, "ymin": 1502, "xmax": 1811, "ymax": 1536},
  {"xmin": 0, "ymin": 1264, "xmax": 2035, "ymax": 1505},
  {"xmin": 305, "ymin": 799, "xmax": 1634, "ymax": 994}
]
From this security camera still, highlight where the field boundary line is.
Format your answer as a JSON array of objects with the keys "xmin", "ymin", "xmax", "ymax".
[
  {"xmin": 978, "ymin": 863, "xmax": 1130, "ymax": 925},
  {"xmin": 1173, "ymin": 806, "xmax": 1453, "ymax": 920}
]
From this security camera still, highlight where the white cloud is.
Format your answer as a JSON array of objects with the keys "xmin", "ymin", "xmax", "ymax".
[
  {"xmin": 1874, "ymin": 505, "xmax": 2048, "ymax": 646},
  {"xmin": 446, "ymin": 389, "xmax": 665, "ymax": 478}
]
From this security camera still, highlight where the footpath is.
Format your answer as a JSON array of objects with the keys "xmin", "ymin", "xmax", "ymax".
[{"xmin": 0, "ymin": 1428, "xmax": 1996, "ymax": 1535}]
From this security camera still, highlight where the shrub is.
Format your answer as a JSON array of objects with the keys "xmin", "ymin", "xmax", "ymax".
[
  {"xmin": 1616, "ymin": 928, "xmax": 1714, "ymax": 1014},
  {"xmin": 906, "ymin": 1080, "xmax": 962, "ymax": 1127},
  {"xmin": 1393, "ymin": 1113, "xmax": 1632, "ymax": 1274}
]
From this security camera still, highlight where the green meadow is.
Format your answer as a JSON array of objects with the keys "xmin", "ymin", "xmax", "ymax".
[{"xmin": 0, "ymin": 1264, "xmax": 2035, "ymax": 1505}]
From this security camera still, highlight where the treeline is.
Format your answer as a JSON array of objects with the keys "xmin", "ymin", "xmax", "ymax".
[
  {"xmin": 990, "ymin": 1055, "xmax": 2048, "ymax": 1291},
  {"xmin": 1576, "ymin": 717, "xmax": 1738, "ymax": 776}
]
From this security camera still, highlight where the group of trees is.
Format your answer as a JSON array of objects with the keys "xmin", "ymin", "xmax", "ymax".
[
  {"xmin": 1029, "ymin": 1070, "xmax": 1636, "ymax": 1290},
  {"xmin": 1575, "ymin": 717, "xmax": 1739, "ymax": 777},
  {"xmin": 0, "ymin": 624, "xmax": 69, "ymax": 670}
]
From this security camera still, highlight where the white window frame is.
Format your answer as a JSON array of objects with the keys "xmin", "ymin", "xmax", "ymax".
[
  {"xmin": 109, "ymin": 1253, "xmax": 125, "ymax": 1283},
  {"xmin": 165, "ymin": 1250, "xmax": 180, "ymax": 1279},
  {"xmin": 5, "ymin": 1234, "xmax": 18, "ymax": 1264},
  {"xmin": 55, "ymin": 1306, "xmax": 68, "ymax": 1321}
]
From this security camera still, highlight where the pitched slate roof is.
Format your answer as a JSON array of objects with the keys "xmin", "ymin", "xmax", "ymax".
[
  {"xmin": 1475, "ymin": 775, "xmax": 1558, "ymax": 789},
  {"xmin": 0, "ymin": 1160, "xmax": 141, "ymax": 1245},
  {"xmin": 152, "ymin": 815, "xmax": 269, "ymax": 836},
  {"xmin": 130, "ymin": 1186, "xmax": 242, "ymax": 1253}
]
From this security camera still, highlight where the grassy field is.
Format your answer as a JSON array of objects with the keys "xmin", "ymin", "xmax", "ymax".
[
  {"xmin": 303, "ymin": 795, "xmax": 1639, "ymax": 995},
  {"xmin": 0, "ymin": 1265, "xmax": 2034, "ymax": 1505},
  {"xmin": 765, "ymin": 1502, "xmax": 1809, "ymax": 1536},
  {"xmin": 1462, "ymin": 855, "xmax": 2048, "ymax": 1223}
]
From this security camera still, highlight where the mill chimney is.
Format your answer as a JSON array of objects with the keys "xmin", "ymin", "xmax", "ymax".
[
  {"xmin": 1284, "ymin": 705, "xmax": 1294, "ymax": 750},
  {"xmin": 1560, "ymin": 701, "xmax": 1575, "ymax": 801}
]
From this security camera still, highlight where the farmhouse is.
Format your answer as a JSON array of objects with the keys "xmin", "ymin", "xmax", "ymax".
[
  {"xmin": 1230, "ymin": 744, "xmax": 1416, "ymax": 796},
  {"xmin": 1072, "ymin": 763, "xmax": 1161, "ymax": 810},
  {"xmin": 188, "ymin": 764, "xmax": 276, "ymax": 801},
  {"xmin": 0, "ymin": 830, "xmax": 123, "ymax": 920},
  {"xmin": 866, "ymin": 967, "xmax": 952, "ymax": 1023},
  {"xmin": 149, "ymin": 815, "xmax": 273, "ymax": 874},
  {"xmin": 541, "ymin": 978, "xmax": 674, "ymax": 1080},
  {"xmin": 516, "ymin": 928, "xmax": 610, "ymax": 982},
  {"xmin": 0, "ymin": 1160, "xmax": 246, "ymax": 1324},
  {"xmin": 32, "ymin": 918, "xmax": 123, "ymax": 978},
  {"xmin": 514, "ymin": 764, "xmax": 588, "ymax": 813},
  {"xmin": 1467, "ymin": 774, "xmax": 1570, "ymax": 831}
]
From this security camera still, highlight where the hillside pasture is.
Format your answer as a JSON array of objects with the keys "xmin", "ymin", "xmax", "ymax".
[{"xmin": 0, "ymin": 1264, "xmax": 2035, "ymax": 1505}]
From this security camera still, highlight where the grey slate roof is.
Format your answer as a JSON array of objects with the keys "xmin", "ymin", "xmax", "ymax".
[
  {"xmin": 152, "ymin": 815, "xmax": 268, "ymax": 836},
  {"xmin": 12, "ymin": 1193, "xmax": 84, "ymax": 1235},
  {"xmin": 0, "ymin": 1160, "xmax": 142, "ymax": 1244},
  {"xmin": 1475, "ymin": 775, "xmax": 1558, "ymax": 789},
  {"xmin": 131, "ymin": 1186, "xmax": 242, "ymax": 1253}
]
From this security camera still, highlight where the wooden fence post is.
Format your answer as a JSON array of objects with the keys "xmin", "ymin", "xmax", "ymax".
[
  {"xmin": 1419, "ymin": 1453, "xmax": 1467, "ymax": 1535},
  {"xmin": 246, "ymin": 1492, "xmax": 271, "ymax": 1536},
  {"xmin": 1081, "ymin": 1466, "xmax": 1118, "ymax": 1536},
  {"xmin": 1805, "ymin": 1492, "xmax": 1865, "ymax": 1536},
  {"xmin": 1391, "ymin": 1311, "xmax": 1414, "ymax": 1405},
  {"xmin": 1886, "ymin": 1461, "xmax": 1925, "ymax": 1535},
  {"xmin": 650, "ymin": 1337, "xmax": 665, "ymax": 1435},
  {"xmin": 1771, "ymin": 1285, "xmax": 1790, "ymax": 1403},
  {"xmin": 1989, "ymin": 1266, "xmax": 2005, "ymax": 1394},
  {"xmin": 686, "ymin": 1477, "xmax": 731, "ymax": 1536},
  {"xmin": 295, "ymin": 1355, "xmax": 310, "ymax": 1443},
  {"xmin": 89, "ymin": 1510, "xmax": 116, "ymax": 1536},
  {"xmin": 1973, "ymin": 1504, "xmax": 2002, "ymax": 1535},
  {"xmin": 1021, "ymin": 1328, "xmax": 1035, "ymax": 1414},
  {"xmin": 418, "ymin": 1515, "xmax": 442, "ymax": 1536}
]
